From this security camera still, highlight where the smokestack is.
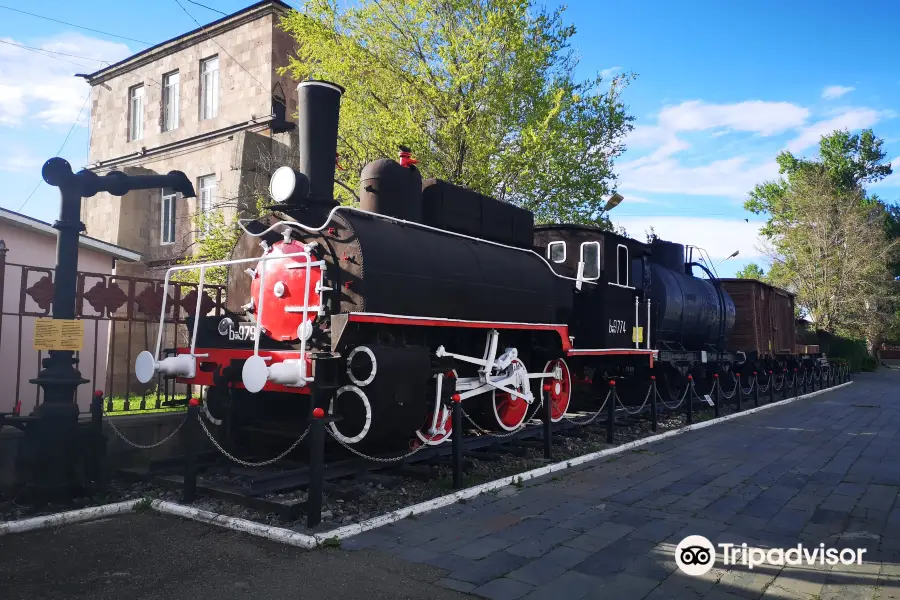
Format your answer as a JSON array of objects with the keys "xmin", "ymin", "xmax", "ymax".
[{"xmin": 296, "ymin": 80, "xmax": 344, "ymax": 205}]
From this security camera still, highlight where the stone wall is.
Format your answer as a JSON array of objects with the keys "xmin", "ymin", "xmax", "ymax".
[{"xmin": 89, "ymin": 13, "xmax": 279, "ymax": 165}]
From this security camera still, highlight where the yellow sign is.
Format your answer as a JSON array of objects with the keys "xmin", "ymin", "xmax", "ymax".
[
  {"xmin": 33, "ymin": 319, "xmax": 84, "ymax": 352},
  {"xmin": 60, "ymin": 320, "xmax": 85, "ymax": 351},
  {"xmin": 632, "ymin": 326, "xmax": 644, "ymax": 343}
]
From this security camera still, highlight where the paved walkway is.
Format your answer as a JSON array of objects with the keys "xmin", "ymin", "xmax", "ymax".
[
  {"xmin": 345, "ymin": 370, "xmax": 900, "ymax": 599},
  {"xmin": 0, "ymin": 512, "xmax": 470, "ymax": 600},
  {"xmin": 2, "ymin": 371, "xmax": 898, "ymax": 600}
]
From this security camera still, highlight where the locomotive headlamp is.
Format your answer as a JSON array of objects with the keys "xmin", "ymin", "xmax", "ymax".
[
  {"xmin": 217, "ymin": 317, "xmax": 234, "ymax": 336},
  {"xmin": 269, "ymin": 166, "xmax": 310, "ymax": 204}
]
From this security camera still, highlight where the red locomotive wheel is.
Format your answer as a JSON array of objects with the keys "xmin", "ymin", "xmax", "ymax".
[
  {"xmin": 416, "ymin": 406, "xmax": 452, "ymax": 445},
  {"xmin": 416, "ymin": 371, "xmax": 457, "ymax": 445},
  {"xmin": 541, "ymin": 358, "xmax": 572, "ymax": 422},
  {"xmin": 492, "ymin": 358, "xmax": 529, "ymax": 431}
]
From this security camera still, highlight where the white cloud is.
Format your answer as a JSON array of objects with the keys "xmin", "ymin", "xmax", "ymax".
[
  {"xmin": 600, "ymin": 66, "xmax": 621, "ymax": 79},
  {"xmin": 618, "ymin": 154, "xmax": 778, "ymax": 198},
  {"xmin": 0, "ymin": 152, "xmax": 42, "ymax": 172},
  {"xmin": 0, "ymin": 34, "xmax": 131, "ymax": 127},
  {"xmin": 624, "ymin": 100, "xmax": 809, "ymax": 166},
  {"xmin": 621, "ymin": 97, "xmax": 893, "ymax": 198},
  {"xmin": 613, "ymin": 216, "xmax": 764, "ymax": 261},
  {"xmin": 657, "ymin": 100, "xmax": 809, "ymax": 136},
  {"xmin": 785, "ymin": 108, "xmax": 884, "ymax": 152},
  {"xmin": 822, "ymin": 85, "xmax": 855, "ymax": 100},
  {"xmin": 615, "ymin": 194, "xmax": 659, "ymax": 205}
]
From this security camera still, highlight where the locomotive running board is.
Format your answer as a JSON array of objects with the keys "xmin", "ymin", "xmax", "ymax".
[
  {"xmin": 566, "ymin": 348, "xmax": 659, "ymax": 367},
  {"xmin": 338, "ymin": 313, "xmax": 572, "ymax": 351}
]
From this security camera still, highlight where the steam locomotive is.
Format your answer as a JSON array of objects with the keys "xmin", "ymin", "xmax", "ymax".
[{"xmin": 134, "ymin": 80, "xmax": 812, "ymax": 449}]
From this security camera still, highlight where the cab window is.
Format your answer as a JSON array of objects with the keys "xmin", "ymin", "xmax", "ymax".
[
  {"xmin": 580, "ymin": 241, "xmax": 600, "ymax": 280},
  {"xmin": 617, "ymin": 244, "xmax": 629, "ymax": 286},
  {"xmin": 547, "ymin": 241, "xmax": 566, "ymax": 264}
]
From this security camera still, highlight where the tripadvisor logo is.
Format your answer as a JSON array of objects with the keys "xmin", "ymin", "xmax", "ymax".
[{"xmin": 675, "ymin": 536, "xmax": 868, "ymax": 575}]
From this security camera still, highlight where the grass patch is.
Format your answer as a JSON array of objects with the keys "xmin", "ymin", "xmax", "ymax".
[{"xmin": 104, "ymin": 393, "xmax": 187, "ymax": 416}]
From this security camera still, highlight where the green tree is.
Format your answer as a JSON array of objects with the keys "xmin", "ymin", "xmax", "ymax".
[
  {"xmin": 173, "ymin": 196, "xmax": 267, "ymax": 287},
  {"xmin": 746, "ymin": 128, "xmax": 893, "ymax": 238},
  {"xmin": 744, "ymin": 130, "xmax": 899, "ymax": 353},
  {"xmin": 735, "ymin": 262, "xmax": 765, "ymax": 280},
  {"xmin": 281, "ymin": 0, "xmax": 635, "ymax": 226}
]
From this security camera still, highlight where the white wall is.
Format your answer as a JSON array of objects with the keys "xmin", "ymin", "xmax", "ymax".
[{"xmin": 0, "ymin": 223, "xmax": 118, "ymax": 413}]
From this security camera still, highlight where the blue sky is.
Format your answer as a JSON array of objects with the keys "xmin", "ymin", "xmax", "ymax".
[{"xmin": 1, "ymin": 0, "xmax": 899, "ymax": 277}]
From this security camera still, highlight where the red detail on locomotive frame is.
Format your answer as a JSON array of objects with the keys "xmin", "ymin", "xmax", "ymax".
[
  {"xmin": 249, "ymin": 240, "xmax": 322, "ymax": 342},
  {"xmin": 346, "ymin": 312, "xmax": 572, "ymax": 351},
  {"xmin": 174, "ymin": 347, "xmax": 312, "ymax": 395}
]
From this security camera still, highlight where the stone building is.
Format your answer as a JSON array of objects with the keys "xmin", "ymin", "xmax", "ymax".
[
  {"xmin": 80, "ymin": 0, "xmax": 303, "ymax": 395},
  {"xmin": 82, "ymin": 0, "xmax": 299, "ymax": 279}
]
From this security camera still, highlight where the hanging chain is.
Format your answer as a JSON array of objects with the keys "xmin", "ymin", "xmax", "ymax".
[
  {"xmin": 616, "ymin": 385, "xmax": 652, "ymax": 415},
  {"xmin": 722, "ymin": 374, "xmax": 739, "ymax": 399},
  {"xmin": 564, "ymin": 390, "xmax": 612, "ymax": 425},
  {"xmin": 773, "ymin": 373, "xmax": 785, "ymax": 391},
  {"xmin": 326, "ymin": 427, "xmax": 427, "ymax": 462},
  {"xmin": 197, "ymin": 414, "xmax": 309, "ymax": 467},
  {"xmin": 657, "ymin": 382, "xmax": 689, "ymax": 411},
  {"xmin": 740, "ymin": 376, "xmax": 756, "ymax": 396},
  {"xmin": 105, "ymin": 413, "xmax": 188, "ymax": 449}
]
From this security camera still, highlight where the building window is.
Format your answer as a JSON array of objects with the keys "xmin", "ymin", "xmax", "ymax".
[
  {"xmin": 200, "ymin": 56, "xmax": 219, "ymax": 120},
  {"xmin": 162, "ymin": 71, "xmax": 179, "ymax": 131},
  {"xmin": 161, "ymin": 188, "xmax": 176, "ymax": 245},
  {"xmin": 198, "ymin": 175, "xmax": 216, "ymax": 236},
  {"xmin": 580, "ymin": 241, "xmax": 600, "ymax": 280},
  {"xmin": 617, "ymin": 244, "xmax": 629, "ymax": 287},
  {"xmin": 129, "ymin": 84, "xmax": 144, "ymax": 141},
  {"xmin": 547, "ymin": 241, "xmax": 566, "ymax": 264}
]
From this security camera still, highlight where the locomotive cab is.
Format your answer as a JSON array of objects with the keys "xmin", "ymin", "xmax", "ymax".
[{"xmin": 534, "ymin": 225, "xmax": 650, "ymax": 351}]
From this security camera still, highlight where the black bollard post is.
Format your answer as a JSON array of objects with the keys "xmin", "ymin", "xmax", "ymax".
[
  {"xmin": 768, "ymin": 371, "xmax": 775, "ymax": 405},
  {"xmin": 542, "ymin": 384, "xmax": 552, "ymax": 461},
  {"xmin": 183, "ymin": 398, "xmax": 199, "ymax": 503},
  {"xmin": 686, "ymin": 375, "xmax": 694, "ymax": 425},
  {"xmin": 753, "ymin": 372, "xmax": 759, "ymax": 408},
  {"xmin": 452, "ymin": 393, "xmax": 464, "ymax": 488},
  {"xmin": 735, "ymin": 372, "xmax": 742, "ymax": 412},
  {"xmin": 650, "ymin": 376, "xmax": 658, "ymax": 431},
  {"xmin": 89, "ymin": 390, "xmax": 105, "ymax": 485},
  {"xmin": 713, "ymin": 374, "xmax": 720, "ymax": 418},
  {"xmin": 307, "ymin": 407, "xmax": 326, "ymax": 527},
  {"xmin": 780, "ymin": 369, "xmax": 787, "ymax": 401},
  {"xmin": 606, "ymin": 380, "xmax": 615, "ymax": 444}
]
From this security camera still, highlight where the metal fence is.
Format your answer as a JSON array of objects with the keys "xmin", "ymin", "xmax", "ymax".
[{"xmin": 0, "ymin": 250, "xmax": 226, "ymax": 415}]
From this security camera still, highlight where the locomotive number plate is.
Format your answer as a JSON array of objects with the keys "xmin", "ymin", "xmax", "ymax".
[
  {"xmin": 229, "ymin": 324, "xmax": 258, "ymax": 341},
  {"xmin": 609, "ymin": 319, "xmax": 627, "ymax": 334}
]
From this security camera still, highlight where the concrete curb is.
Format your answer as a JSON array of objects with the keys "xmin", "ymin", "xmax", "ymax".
[
  {"xmin": 150, "ymin": 500, "xmax": 318, "ymax": 548},
  {"xmin": 0, "ymin": 381, "xmax": 853, "ymax": 544},
  {"xmin": 0, "ymin": 499, "xmax": 142, "ymax": 536}
]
